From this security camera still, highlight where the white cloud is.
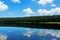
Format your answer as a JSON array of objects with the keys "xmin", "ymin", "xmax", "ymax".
[
  {"xmin": 38, "ymin": 0, "xmax": 54, "ymax": 5},
  {"xmin": 23, "ymin": 8, "xmax": 34, "ymax": 16},
  {"xmin": 0, "ymin": 33, "xmax": 7, "ymax": 40},
  {"xmin": 11, "ymin": 0, "xmax": 20, "ymax": 3},
  {"xmin": 0, "ymin": 1, "xmax": 8, "ymax": 11},
  {"xmin": 38, "ymin": 7, "xmax": 60, "ymax": 15},
  {"xmin": 23, "ymin": 8, "xmax": 34, "ymax": 14},
  {"xmin": 50, "ymin": 7, "xmax": 60, "ymax": 15},
  {"xmin": 23, "ymin": 7, "xmax": 60, "ymax": 16},
  {"xmin": 38, "ymin": 9, "xmax": 51, "ymax": 15},
  {"xmin": 51, "ymin": 4, "xmax": 56, "ymax": 7}
]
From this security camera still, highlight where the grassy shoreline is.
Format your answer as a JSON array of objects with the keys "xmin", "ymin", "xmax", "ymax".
[{"xmin": 39, "ymin": 22, "xmax": 60, "ymax": 24}]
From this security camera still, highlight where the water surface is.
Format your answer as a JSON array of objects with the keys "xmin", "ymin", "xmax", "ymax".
[{"xmin": 0, "ymin": 26, "xmax": 60, "ymax": 40}]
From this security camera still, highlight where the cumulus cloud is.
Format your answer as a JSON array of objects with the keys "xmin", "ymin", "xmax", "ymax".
[
  {"xmin": 11, "ymin": 0, "xmax": 20, "ymax": 3},
  {"xmin": 38, "ymin": 9, "xmax": 51, "ymax": 15},
  {"xmin": 38, "ymin": 0, "xmax": 54, "ymax": 5},
  {"xmin": 23, "ymin": 8, "xmax": 34, "ymax": 16},
  {"xmin": 23, "ymin": 8, "xmax": 34, "ymax": 14},
  {"xmin": 0, "ymin": 33, "xmax": 7, "ymax": 40},
  {"xmin": 0, "ymin": 1, "xmax": 8, "ymax": 11},
  {"xmin": 38, "ymin": 7, "xmax": 60, "ymax": 15}
]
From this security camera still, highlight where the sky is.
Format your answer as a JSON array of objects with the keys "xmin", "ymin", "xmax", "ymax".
[{"xmin": 0, "ymin": 0, "xmax": 60, "ymax": 17}]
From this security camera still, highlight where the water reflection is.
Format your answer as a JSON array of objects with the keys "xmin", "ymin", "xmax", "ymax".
[
  {"xmin": 22, "ymin": 28, "xmax": 60, "ymax": 37},
  {"xmin": 0, "ymin": 27, "xmax": 60, "ymax": 40}
]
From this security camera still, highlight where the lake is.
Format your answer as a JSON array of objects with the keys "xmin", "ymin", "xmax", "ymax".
[{"xmin": 0, "ymin": 26, "xmax": 60, "ymax": 40}]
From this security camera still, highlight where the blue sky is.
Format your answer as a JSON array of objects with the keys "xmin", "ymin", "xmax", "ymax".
[{"xmin": 0, "ymin": 0, "xmax": 60, "ymax": 17}]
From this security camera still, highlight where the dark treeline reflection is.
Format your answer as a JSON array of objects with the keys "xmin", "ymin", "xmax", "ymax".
[{"xmin": 0, "ymin": 23, "xmax": 60, "ymax": 30}]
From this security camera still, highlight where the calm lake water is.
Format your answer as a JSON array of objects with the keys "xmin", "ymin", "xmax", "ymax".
[{"xmin": 0, "ymin": 26, "xmax": 60, "ymax": 40}]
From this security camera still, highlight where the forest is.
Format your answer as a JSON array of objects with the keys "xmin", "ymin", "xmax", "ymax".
[{"xmin": 0, "ymin": 15, "xmax": 60, "ymax": 29}]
